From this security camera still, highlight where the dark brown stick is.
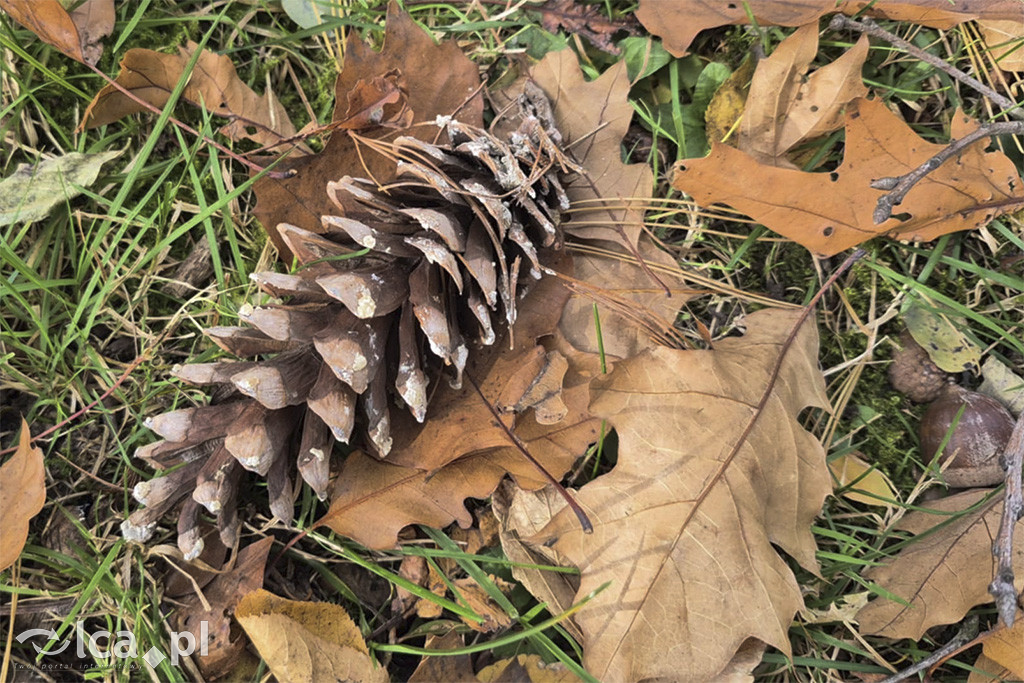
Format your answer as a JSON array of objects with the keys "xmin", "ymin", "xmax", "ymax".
[{"xmin": 989, "ymin": 411, "xmax": 1024, "ymax": 627}]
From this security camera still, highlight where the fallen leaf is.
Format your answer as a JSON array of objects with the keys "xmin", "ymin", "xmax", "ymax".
[
  {"xmin": 968, "ymin": 652, "xmax": 1021, "ymax": 683},
  {"xmin": 81, "ymin": 42, "xmax": 299, "ymax": 150},
  {"xmin": 493, "ymin": 481, "xmax": 582, "ymax": 642},
  {"xmin": 636, "ymin": 0, "xmax": 1024, "ymax": 57},
  {"xmin": 251, "ymin": 2, "xmax": 484, "ymax": 259},
  {"xmin": 407, "ymin": 631, "xmax": 476, "ymax": 683},
  {"xmin": 705, "ymin": 56, "xmax": 756, "ymax": 146},
  {"xmin": 981, "ymin": 614, "xmax": 1024, "ymax": 679},
  {"xmin": 173, "ymin": 536, "xmax": 274, "ymax": 679},
  {"xmin": 0, "ymin": 0, "xmax": 113, "ymax": 65},
  {"xmin": 978, "ymin": 19, "xmax": 1024, "ymax": 72},
  {"xmin": 536, "ymin": 0, "xmax": 636, "ymax": 54},
  {"xmin": 520, "ymin": 308, "xmax": 831, "ymax": 682},
  {"xmin": 281, "ymin": 0, "xmax": 325, "ymax": 29},
  {"xmin": 829, "ymin": 451, "xmax": 898, "ymax": 506},
  {"xmin": 452, "ymin": 576, "xmax": 515, "ymax": 633},
  {"xmin": 0, "ymin": 419, "xmax": 46, "ymax": 572},
  {"xmin": 903, "ymin": 298, "xmax": 982, "ymax": 373},
  {"xmin": 979, "ymin": 357, "xmax": 1024, "ymax": 416},
  {"xmin": 856, "ymin": 490, "xmax": 1024, "ymax": 639},
  {"xmin": 235, "ymin": 589, "xmax": 389, "ymax": 683},
  {"xmin": 737, "ymin": 24, "xmax": 869, "ymax": 166},
  {"xmin": 476, "ymin": 654, "xmax": 578, "ymax": 682},
  {"xmin": 0, "ymin": 150, "xmax": 121, "ymax": 227},
  {"xmin": 673, "ymin": 98, "xmax": 1024, "ymax": 256}
]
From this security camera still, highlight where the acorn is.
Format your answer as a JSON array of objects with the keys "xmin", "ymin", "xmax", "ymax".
[
  {"xmin": 919, "ymin": 384, "xmax": 1015, "ymax": 487},
  {"xmin": 889, "ymin": 330, "xmax": 951, "ymax": 403}
]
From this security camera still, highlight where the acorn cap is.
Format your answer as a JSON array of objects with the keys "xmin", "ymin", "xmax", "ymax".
[{"xmin": 889, "ymin": 330, "xmax": 951, "ymax": 403}]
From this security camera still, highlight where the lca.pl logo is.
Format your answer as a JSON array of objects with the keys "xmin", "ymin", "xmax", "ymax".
[{"xmin": 16, "ymin": 620, "xmax": 209, "ymax": 668}]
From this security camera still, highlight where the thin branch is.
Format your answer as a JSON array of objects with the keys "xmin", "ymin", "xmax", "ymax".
[
  {"xmin": 990, "ymin": 411, "xmax": 1024, "ymax": 627},
  {"xmin": 878, "ymin": 615, "xmax": 979, "ymax": 683},
  {"xmin": 829, "ymin": 15, "xmax": 1024, "ymax": 121},
  {"xmin": 870, "ymin": 120, "xmax": 1024, "ymax": 223}
]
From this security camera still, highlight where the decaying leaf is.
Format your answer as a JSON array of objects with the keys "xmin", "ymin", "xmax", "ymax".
[
  {"xmin": 173, "ymin": 536, "xmax": 274, "ymax": 679},
  {"xmin": 81, "ymin": 42, "xmax": 299, "ymax": 149},
  {"xmin": 856, "ymin": 490, "xmax": 1024, "ymax": 639},
  {"xmin": 979, "ymin": 357, "xmax": 1024, "ymax": 416},
  {"xmin": 636, "ymin": 0, "xmax": 1024, "ymax": 57},
  {"xmin": 517, "ymin": 308, "xmax": 831, "ymax": 682},
  {"xmin": 673, "ymin": 98, "xmax": 1024, "ymax": 256},
  {"xmin": 0, "ymin": 0, "xmax": 114, "ymax": 65},
  {"xmin": 252, "ymin": 2, "xmax": 484, "ymax": 258},
  {"xmin": 0, "ymin": 419, "xmax": 46, "ymax": 572},
  {"xmin": 903, "ymin": 298, "xmax": 982, "ymax": 373},
  {"xmin": 235, "ymin": 589, "xmax": 389, "ymax": 683},
  {"xmin": 737, "ymin": 24, "xmax": 869, "ymax": 166},
  {"xmin": 0, "ymin": 151, "xmax": 121, "ymax": 227}
]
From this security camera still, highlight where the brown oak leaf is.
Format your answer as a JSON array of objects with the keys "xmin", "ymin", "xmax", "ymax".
[
  {"xmin": 636, "ymin": 0, "xmax": 1024, "ymax": 57},
  {"xmin": 80, "ymin": 41, "xmax": 299, "ymax": 150},
  {"xmin": 517, "ymin": 308, "xmax": 831, "ymax": 682},
  {"xmin": 672, "ymin": 98, "xmax": 1024, "ymax": 256},
  {"xmin": 856, "ymin": 489, "xmax": 1024, "ymax": 639},
  {"xmin": 0, "ymin": 419, "xmax": 46, "ymax": 572},
  {"xmin": 0, "ymin": 0, "xmax": 113, "ymax": 65}
]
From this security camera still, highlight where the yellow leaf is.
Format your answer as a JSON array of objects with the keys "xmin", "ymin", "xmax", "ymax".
[
  {"xmin": 829, "ymin": 452, "xmax": 898, "ymax": 507},
  {"xmin": 982, "ymin": 614, "xmax": 1024, "ymax": 679},
  {"xmin": 0, "ymin": 419, "xmax": 46, "ymax": 571},
  {"xmin": 235, "ymin": 589, "xmax": 389, "ymax": 683}
]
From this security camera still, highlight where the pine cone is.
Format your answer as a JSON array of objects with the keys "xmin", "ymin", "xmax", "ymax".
[{"xmin": 124, "ymin": 90, "xmax": 578, "ymax": 558}]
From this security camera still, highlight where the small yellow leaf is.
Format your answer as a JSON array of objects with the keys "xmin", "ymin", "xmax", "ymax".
[
  {"xmin": 829, "ymin": 452, "xmax": 898, "ymax": 507},
  {"xmin": 236, "ymin": 589, "xmax": 388, "ymax": 683},
  {"xmin": 0, "ymin": 418, "xmax": 46, "ymax": 571}
]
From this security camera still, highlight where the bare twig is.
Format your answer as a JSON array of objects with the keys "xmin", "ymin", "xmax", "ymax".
[
  {"xmin": 870, "ymin": 120, "xmax": 1024, "ymax": 223},
  {"xmin": 989, "ymin": 411, "xmax": 1024, "ymax": 627},
  {"xmin": 878, "ymin": 615, "xmax": 979, "ymax": 683},
  {"xmin": 828, "ymin": 15, "xmax": 1024, "ymax": 121},
  {"xmin": 829, "ymin": 15, "xmax": 1024, "ymax": 224}
]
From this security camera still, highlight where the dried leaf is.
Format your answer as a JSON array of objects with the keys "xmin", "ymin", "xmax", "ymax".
[
  {"xmin": 252, "ymin": 2, "xmax": 484, "ymax": 259},
  {"xmin": 0, "ymin": 151, "xmax": 121, "ymax": 227},
  {"xmin": 519, "ymin": 309, "xmax": 831, "ymax": 682},
  {"xmin": 81, "ymin": 42, "xmax": 298, "ymax": 149},
  {"xmin": 981, "ymin": 615, "xmax": 1024, "ymax": 679},
  {"xmin": 737, "ymin": 25, "xmax": 869, "ymax": 166},
  {"xmin": 173, "ymin": 536, "xmax": 274, "ymax": 679},
  {"xmin": 236, "ymin": 589, "xmax": 389, "ymax": 683},
  {"xmin": 407, "ymin": 631, "xmax": 476, "ymax": 683},
  {"xmin": 0, "ymin": 419, "xmax": 46, "ymax": 572},
  {"xmin": 476, "ymin": 654, "xmax": 577, "ymax": 682},
  {"xmin": 0, "ymin": 0, "xmax": 113, "ymax": 64},
  {"xmin": 673, "ymin": 98, "xmax": 1024, "ymax": 256},
  {"xmin": 856, "ymin": 490, "xmax": 1024, "ymax": 639},
  {"xmin": 979, "ymin": 20, "xmax": 1024, "ymax": 71},
  {"xmin": 636, "ymin": 0, "xmax": 1024, "ymax": 56}
]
